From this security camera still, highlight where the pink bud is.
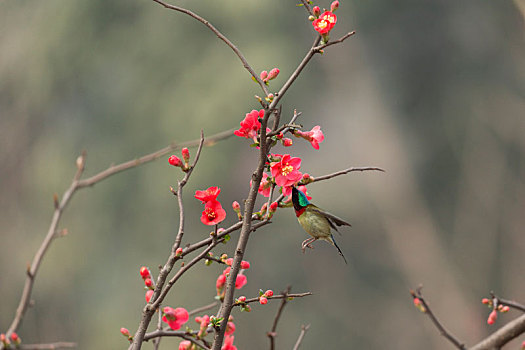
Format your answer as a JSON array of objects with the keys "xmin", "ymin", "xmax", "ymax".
[
  {"xmin": 120, "ymin": 328, "xmax": 131, "ymax": 337},
  {"xmin": 240, "ymin": 260, "xmax": 250, "ymax": 269},
  {"xmin": 144, "ymin": 278, "xmax": 153, "ymax": 288},
  {"xmin": 232, "ymin": 201, "xmax": 240, "ymax": 211},
  {"xmin": 270, "ymin": 202, "xmax": 278, "ymax": 213},
  {"xmin": 10, "ymin": 332, "xmax": 20, "ymax": 345},
  {"xmin": 181, "ymin": 148, "xmax": 190, "ymax": 162},
  {"xmin": 145, "ymin": 289, "xmax": 154, "ymax": 302},
  {"xmin": 260, "ymin": 70, "xmax": 268, "ymax": 81},
  {"xmin": 500, "ymin": 305, "xmax": 510, "ymax": 313},
  {"xmin": 139, "ymin": 266, "xmax": 150, "ymax": 279},
  {"xmin": 481, "ymin": 298, "xmax": 490, "ymax": 305},
  {"xmin": 283, "ymin": 138, "xmax": 293, "ymax": 147},
  {"xmin": 226, "ymin": 321, "xmax": 236, "ymax": 336},
  {"xmin": 216, "ymin": 274, "xmax": 226, "ymax": 289},
  {"xmin": 259, "ymin": 296, "xmax": 268, "ymax": 305},
  {"xmin": 487, "ymin": 310, "xmax": 498, "ymax": 325},
  {"xmin": 265, "ymin": 290, "xmax": 274, "ymax": 297},
  {"xmin": 313, "ymin": 6, "xmax": 321, "ymax": 17},
  {"xmin": 175, "ymin": 247, "xmax": 183, "ymax": 256},
  {"xmin": 235, "ymin": 274, "xmax": 247, "ymax": 289},
  {"xmin": 226, "ymin": 258, "xmax": 234, "ymax": 266},
  {"xmin": 179, "ymin": 340, "xmax": 192, "ymax": 350},
  {"xmin": 238, "ymin": 296, "xmax": 246, "ymax": 303},
  {"xmin": 168, "ymin": 155, "xmax": 182, "ymax": 167},
  {"xmin": 276, "ymin": 132, "xmax": 284, "ymax": 140},
  {"xmin": 330, "ymin": 0, "xmax": 339, "ymax": 12},
  {"xmin": 267, "ymin": 68, "xmax": 280, "ymax": 80}
]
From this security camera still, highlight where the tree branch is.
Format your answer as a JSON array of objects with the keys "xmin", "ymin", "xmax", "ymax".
[
  {"xmin": 150, "ymin": 0, "xmax": 269, "ymax": 96},
  {"xmin": 19, "ymin": 342, "xmax": 77, "ymax": 350},
  {"xmin": 410, "ymin": 287, "xmax": 466, "ymax": 350},
  {"xmin": 469, "ymin": 313, "xmax": 525, "ymax": 350},
  {"xmin": 292, "ymin": 324, "xmax": 310, "ymax": 350},
  {"xmin": 267, "ymin": 286, "xmax": 291, "ymax": 350}
]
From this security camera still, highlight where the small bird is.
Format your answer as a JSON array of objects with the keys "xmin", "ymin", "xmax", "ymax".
[{"xmin": 291, "ymin": 186, "xmax": 351, "ymax": 263}]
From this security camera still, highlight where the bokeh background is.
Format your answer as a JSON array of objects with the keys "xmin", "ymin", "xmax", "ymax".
[{"xmin": 1, "ymin": 0, "xmax": 524, "ymax": 349}]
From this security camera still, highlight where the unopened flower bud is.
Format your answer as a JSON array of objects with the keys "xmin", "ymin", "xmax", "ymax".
[
  {"xmin": 139, "ymin": 266, "xmax": 151, "ymax": 279},
  {"xmin": 499, "ymin": 305, "xmax": 510, "ymax": 313},
  {"xmin": 120, "ymin": 328, "xmax": 131, "ymax": 337},
  {"xmin": 10, "ymin": 332, "xmax": 21, "ymax": 345},
  {"xmin": 330, "ymin": 0, "xmax": 339, "ymax": 12},
  {"xmin": 168, "ymin": 155, "xmax": 182, "ymax": 167},
  {"xmin": 232, "ymin": 201, "xmax": 240, "ymax": 211},
  {"xmin": 276, "ymin": 132, "xmax": 284, "ymax": 140},
  {"xmin": 144, "ymin": 278, "xmax": 154, "ymax": 289},
  {"xmin": 267, "ymin": 93, "xmax": 274, "ymax": 102},
  {"xmin": 259, "ymin": 296, "xmax": 268, "ymax": 305},
  {"xmin": 283, "ymin": 138, "xmax": 293, "ymax": 147},
  {"xmin": 240, "ymin": 260, "xmax": 250, "ymax": 269},
  {"xmin": 413, "ymin": 297, "xmax": 426, "ymax": 312},
  {"xmin": 145, "ymin": 289, "xmax": 154, "ymax": 302},
  {"xmin": 238, "ymin": 296, "xmax": 246, "ymax": 303},
  {"xmin": 220, "ymin": 253, "xmax": 228, "ymax": 261},
  {"xmin": 260, "ymin": 70, "xmax": 268, "ymax": 81},
  {"xmin": 481, "ymin": 298, "xmax": 490, "ymax": 305},
  {"xmin": 487, "ymin": 310, "xmax": 498, "ymax": 325},
  {"xmin": 267, "ymin": 68, "xmax": 280, "ymax": 81},
  {"xmin": 265, "ymin": 290, "xmax": 274, "ymax": 297},
  {"xmin": 313, "ymin": 6, "xmax": 321, "ymax": 17},
  {"xmin": 181, "ymin": 148, "xmax": 190, "ymax": 163},
  {"xmin": 226, "ymin": 258, "xmax": 234, "ymax": 266},
  {"xmin": 175, "ymin": 247, "xmax": 183, "ymax": 256}
]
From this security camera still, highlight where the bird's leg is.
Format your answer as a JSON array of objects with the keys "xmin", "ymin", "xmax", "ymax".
[{"xmin": 301, "ymin": 237, "xmax": 317, "ymax": 253}]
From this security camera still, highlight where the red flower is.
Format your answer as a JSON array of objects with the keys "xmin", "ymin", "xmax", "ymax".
[
  {"xmin": 226, "ymin": 321, "xmax": 236, "ymax": 336},
  {"xmin": 256, "ymin": 172, "xmax": 273, "ymax": 197},
  {"xmin": 312, "ymin": 11, "xmax": 337, "ymax": 35},
  {"xmin": 222, "ymin": 335, "xmax": 237, "ymax": 350},
  {"xmin": 235, "ymin": 274, "xmax": 247, "ymax": 289},
  {"xmin": 234, "ymin": 109, "xmax": 265, "ymax": 141},
  {"xmin": 195, "ymin": 186, "xmax": 221, "ymax": 203},
  {"xmin": 270, "ymin": 154, "xmax": 303, "ymax": 187},
  {"xmin": 201, "ymin": 200, "xmax": 226, "ymax": 225},
  {"xmin": 162, "ymin": 307, "xmax": 189, "ymax": 330}
]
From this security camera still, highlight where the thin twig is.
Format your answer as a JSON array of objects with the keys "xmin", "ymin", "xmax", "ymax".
[
  {"xmin": 6, "ymin": 152, "xmax": 86, "ymax": 338},
  {"xmin": 77, "ymin": 128, "xmax": 233, "ymax": 188},
  {"xmin": 313, "ymin": 31, "xmax": 356, "ymax": 52},
  {"xmin": 410, "ymin": 287, "xmax": 466, "ymax": 350},
  {"xmin": 234, "ymin": 292, "xmax": 312, "ymax": 307},
  {"xmin": 150, "ymin": 0, "xmax": 269, "ymax": 96},
  {"xmin": 310, "ymin": 167, "xmax": 385, "ymax": 183},
  {"xmin": 267, "ymin": 286, "xmax": 291, "ymax": 350},
  {"xmin": 490, "ymin": 292, "xmax": 525, "ymax": 312},
  {"xmin": 19, "ymin": 342, "xmax": 77, "ymax": 350},
  {"xmin": 292, "ymin": 324, "xmax": 310, "ymax": 350},
  {"xmin": 144, "ymin": 330, "xmax": 210, "ymax": 350},
  {"xmin": 298, "ymin": 0, "xmax": 314, "ymax": 16},
  {"xmin": 469, "ymin": 313, "xmax": 525, "ymax": 350},
  {"xmin": 189, "ymin": 302, "xmax": 219, "ymax": 317}
]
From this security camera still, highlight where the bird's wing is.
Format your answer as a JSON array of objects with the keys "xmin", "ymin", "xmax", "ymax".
[{"xmin": 310, "ymin": 207, "xmax": 352, "ymax": 230}]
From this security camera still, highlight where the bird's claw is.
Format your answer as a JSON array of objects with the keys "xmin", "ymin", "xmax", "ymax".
[{"xmin": 301, "ymin": 239, "xmax": 315, "ymax": 253}]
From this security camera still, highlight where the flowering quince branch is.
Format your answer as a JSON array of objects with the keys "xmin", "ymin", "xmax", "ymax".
[
  {"xmin": 313, "ymin": 31, "xmax": 356, "ymax": 52},
  {"xmin": 130, "ymin": 133, "xmax": 208, "ymax": 348},
  {"xmin": 233, "ymin": 292, "xmax": 312, "ymax": 307},
  {"xmin": 267, "ymin": 286, "xmax": 292, "ymax": 350},
  {"xmin": 150, "ymin": 0, "xmax": 269, "ymax": 96},
  {"xmin": 410, "ymin": 286, "xmax": 466, "ymax": 350},
  {"xmin": 411, "ymin": 286, "xmax": 525, "ymax": 349}
]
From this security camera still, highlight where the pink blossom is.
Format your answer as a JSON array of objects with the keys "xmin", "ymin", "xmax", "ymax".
[
  {"xmin": 200, "ymin": 200, "xmax": 226, "ymax": 226},
  {"xmin": 226, "ymin": 321, "xmax": 236, "ymax": 336},
  {"xmin": 234, "ymin": 109, "xmax": 264, "ymax": 141},
  {"xmin": 259, "ymin": 296, "xmax": 268, "ymax": 305},
  {"xmin": 145, "ymin": 289, "xmax": 154, "ymax": 302},
  {"xmin": 235, "ymin": 274, "xmax": 247, "ymax": 290},
  {"xmin": 270, "ymin": 154, "xmax": 303, "ymax": 187},
  {"xmin": 487, "ymin": 310, "xmax": 498, "ymax": 325},
  {"xmin": 265, "ymin": 290, "xmax": 274, "ymax": 297},
  {"xmin": 240, "ymin": 260, "xmax": 250, "ymax": 269},
  {"xmin": 162, "ymin": 307, "xmax": 189, "ymax": 330},
  {"xmin": 195, "ymin": 186, "xmax": 221, "ymax": 203},
  {"xmin": 216, "ymin": 274, "xmax": 226, "ymax": 290},
  {"xmin": 222, "ymin": 335, "xmax": 237, "ymax": 350}
]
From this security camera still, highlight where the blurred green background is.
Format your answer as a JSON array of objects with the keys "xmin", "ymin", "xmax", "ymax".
[{"xmin": 1, "ymin": 0, "xmax": 524, "ymax": 349}]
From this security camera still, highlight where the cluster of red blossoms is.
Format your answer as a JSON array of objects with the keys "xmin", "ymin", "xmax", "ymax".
[
  {"xmin": 482, "ymin": 298, "xmax": 510, "ymax": 325},
  {"xmin": 195, "ymin": 186, "xmax": 226, "ymax": 226},
  {"xmin": 311, "ymin": 1, "xmax": 339, "ymax": 39},
  {"xmin": 216, "ymin": 258, "xmax": 250, "ymax": 299},
  {"xmin": 179, "ymin": 316, "xmax": 237, "ymax": 350}
]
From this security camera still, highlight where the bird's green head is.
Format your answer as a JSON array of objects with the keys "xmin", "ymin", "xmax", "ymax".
[{"xmin": 292, "ymin": 186, "xmax": 310, "ymax": 211}]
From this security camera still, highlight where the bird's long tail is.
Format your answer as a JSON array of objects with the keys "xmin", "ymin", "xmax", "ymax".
[{"xmin": 330, "ymin": 234, "xmax": 348, "ymax": 264}]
